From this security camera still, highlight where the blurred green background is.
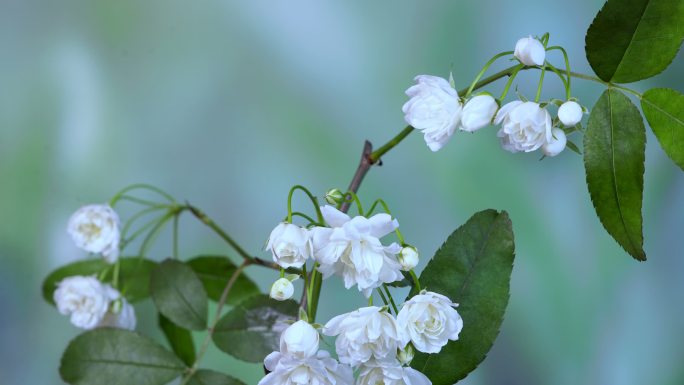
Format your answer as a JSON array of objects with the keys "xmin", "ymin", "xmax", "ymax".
[{"xmin": 2, "ymin": 0, "xmax": 683, "ymax": 384}]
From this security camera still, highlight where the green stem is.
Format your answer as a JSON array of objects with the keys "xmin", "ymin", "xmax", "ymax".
[
  {"xmin": 464, "ymin": 51, "xmax": 514, "ymax": 98},
  {"xmin": 377, "ymin": 288, "xmax": 390, "ymax": 308},
  {"xmin": 535, "ymin": 64, "xmax": 546, "ymax": 102},
  {"xmin": 112, "ymin": 260, "xmax": 121, "ymax": 289},
  {"xmin": 181, "ymin": 260, "xmax": 251, "ymax": 385},
  {"xmin": 382, "ymin": 284, "xmax": 399, "ymax": 314},
  {"xmin": 500, "ymin": 64, "xmax": 525, "ymax": 100},
  {"xmin": 345, "ymin": 191, "xmax": 364, "ymax": 216},
  {"xmin": 365, "ymin": 198, "xmax": 404, "ymax": 244},
  {"xmin": 287, "ymin": 185, "xmax": 324, "ymax": 224},
  {"xmin": 546, "ymin": 46, "xmax": 572, "ymax": 99},
  {"xmin": 308, "ymin": 269, "xmax": 323, "ymax": 323},
  {"xmin": 567, "ymin": 70, "xmax": 642, "ymax": 97},
  {"xmin": 110, "ymin": 183, "xmax": 175, "ymax": 207},
  {"xmin": 409, "ymin": 270, "xmax": 421, "ymax": 292},
  {"xmin": 172, "ymin": 212, "xmax": 180, "ymax": 259}
]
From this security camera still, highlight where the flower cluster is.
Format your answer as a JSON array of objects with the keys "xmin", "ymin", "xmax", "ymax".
[
  {"xmin": 403, "ymin": 35, "xmax": 584, "ymax": 157},
  {"xmin": 56, "ymin": 204, "xmax": 136, "ymax": 330},
  {"xmin": 259, "ymin": 320, "xmax": 354, "ymax": 385},
  {"xmin": 260, "ymin": 290, "xmax": 462, "ymax": 384},
  {"xmin": 267, "ymin": 205, "xmax": 405, "ymax": 299},
  {"xmin": 54, "ymin": 275, "xmax": 136, "ymax": 330}
]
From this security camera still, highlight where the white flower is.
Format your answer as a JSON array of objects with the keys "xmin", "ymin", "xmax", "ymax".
[
  {"xmin": 558, "ymin": 100, "xmax": 583, "ymax": 127},
  {"xmin": 311, "ymin": 205, "xmax": 403, "ymax": 297},
  {"xmin": 67, "ymin": 204, "xmax": 121, "ymax": 263},
  {"xmin": 280, "ymin": 320, "xmax": 319, "ymax": 359},
  {"xmin": 398, "ymin": 246, "xmax": 419, "ymax": 271},
  {"xmin": 54, "ymin": 276, "xmax": 119, "ymax": 330},
  {"xmin": 514, "ymin": 36, "xmax": 545, "ymax": 66},
  {"xmin": 323, "ymin": 306, "xmax": 401, "ymax": 366},
  {"xmin": 460, "ymin": 95, "xmax": 498, "ymax": 132},
  {"xmin": 397, "ymin": 291, "xmax": 463, "ymax": 354},
  {"xmin": 542, "ymin": 128, "xmax": 567, "ymax": 157},
  {"xmin": 270, "ymin": 278, "xmax": 295, "ymax": 301},
  {"xmin": 266, "ymin": 223, "xmax": 311, "ymax": 269},
  {"xmin": 403, "ymin": 75, "xmax": 463, "ymax": 151},
  {"xmin": 357, "ymin": 360, "xmax": 431, "ymax": 385},
  {"xmin": 258, "ymin": 350, "xmax": 354, "ymax": 385},
  {"xmin": 98, "ymin": 298, "xmax": 136, "ymax": 330},
  {"xmin": 495, "ymin": 101, "xmax": 553, "ymax": 153}
]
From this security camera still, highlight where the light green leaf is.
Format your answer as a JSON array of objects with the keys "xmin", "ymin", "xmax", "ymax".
[
  {"xmin": 585, "ymin": 0, "xmax": 684, "ymax": 83},
  {"xmin": 159, "ymin": 313, "xmax": 196, "ymax": 367},
  {"xmin": 150, "ymin": 259, "xmax": 208, "ymax": 331},
  {"xmin": 408, "ymin": 210, "xmax": 515, "ymax": 385},
  {"xmin": 187, "ymin": 255, "xmax": 260, "ymax": 304},
  {"xmin": 212, "ymin": 294, "xmax": 298, "ymax": 362},
  {"xmin": 42, "ymin": 257, "xmax": 156, "ymax": 305},
  {"xmin": 187, "ymin": 369, "xmax": 246, "ymax": 385},
  {"xmin": 60, "ymin": 328, "xmax": 185, "ymax": 385},
  {"xmin": 584, "ymin": 89, "xmax": 646, "ymax": 260},
  {"xmin": 641, "ymin": 88, "xmax": 684, "ymax": 170}
]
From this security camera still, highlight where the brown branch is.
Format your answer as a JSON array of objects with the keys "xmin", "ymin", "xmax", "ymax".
[{"xmin": 340, "ymin": 140, "xmax": 375, "ymax": 213}]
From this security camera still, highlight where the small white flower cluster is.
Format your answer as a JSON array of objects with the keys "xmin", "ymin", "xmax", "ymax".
[
  {"xmin": 267, "ymin": 205, "xmax": 409, "ymax": 299},
  {"xmin": 54, "ymin": 275, "xmax": 136, "ymax": 330},
  {"xmin": 403, "ymin": 35, "xmax": 584, "ymax": 157},
  {"xmin": 260, "ymin": 291, "xmax": 462, "ymax": 384},
  {"xmin": 56, "ymin": 204, "xmax": 136, "ymax": 330},
  {"xmin": 259, "ymin": 320, "xmax": 354, "ymax": 385}
]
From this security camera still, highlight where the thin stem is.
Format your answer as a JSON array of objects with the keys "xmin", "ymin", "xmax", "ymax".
[
  {"xmin": 409, "ymin": 270, "xmax": 421, "ymax": 292},
  {"xmin": 345, "ymin": 191, "xmax": 364, "ymax": 216},
  {"xmin": 110, "ymin": 183, "xmax": 175, "ymax": 207},
  {"xmin": 121, "ymin": 205, "xmax": 168, "ymax": 239},
  {"xmin": 567, "ymin": 70, "xmax": 642, "ymax": 97},
  {"xmin": 117, "ymin": 195, "xmax": 162, "ymax": 207},
  {"xmin": 286, "ymin": 212, "xmax": 318, "ymax": 225},
  {"xmin": 543, "ymin": 64, "xmax": 570, "ymax": 97},
  {"xmin": 308, "ymin": 269, "xmax": 323, "ymax": 323},
  {"xmin": 172, "ymin": 212, "xmax": 180, "ymax": 259},
  {"xmin": 465, "ymin": 51, "xmax": 514, "ymax": 98},
  {"xmin": 287, "ymin": 185, "xmax": 324, "ymax": 224},
  {"xmin": 301, "ymin": 264, "xmax": 310, "ymax": 318},
  {"xmin": 547, "ymin": 46, "xmax": 572, "ymax": 98},
  {"xmin": 376, "ymin": 288, "xmax": 390, "ymax": 308},
  {"xmin": 365, "ymin": 198, "xmax": 404, "ymax": 244},
  {"xmin": 112, "ymin": 260, "xmax": 121, "ymax": 289},
  {"xmin": 535, "ymin": 64, "xmax": 546, "ymax": 102},
  {"xmin": 382, "ymin": 284, "xmax": 399, "ymax": 314},
  {"xmin": 500, "ymin": 64, "xmax": 525, "ymax": 100},
  {"xmin": 181, "ymin": 260, "xmax": 251, "ymax": 385},
  {"xmin": 138, "ymin": 211, "xmax": 175, "ymax": 259}
]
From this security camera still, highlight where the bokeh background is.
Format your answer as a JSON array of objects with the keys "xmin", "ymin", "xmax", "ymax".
[{"xmin": 2, "ymin": 0, "xmax": 683, "ymax": 384}]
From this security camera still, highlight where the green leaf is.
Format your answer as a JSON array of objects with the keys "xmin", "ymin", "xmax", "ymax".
[
  {"xmin": 641, "ymin": 88, "xmax": 684, "ymax": 170},
  {"xmin": 187, "ymin": 255, "xmax": 260, "ymax": 304},
  {"xmin": 213, "ymin": 294, "xmax": 298, "ymax": 362},
  {"xmin": 150, "ymin": 259, "xmax": 208, "ymax": 331},
  {"xmin": 584, "ymin": 89, "xmax": 646, "ymax": 260},
  {"xmin": 585, "ymin": 0, "xmax": 684, "ymax": 83},
  {"xmin": 60, "ymin": 328, "xmax": 185, "ymax": 385},
  {"xmin": 43, "ymin": 257, "xmax": 156, "ymax": 305},
  {"xmin": 159, "ymin": 313, "xmax": 196, "ymax": 367},
  {"xmin": 187, "ymin": 369, "xmax": 246, "ymax": 385},
  {"xmin": 408, "ymin": 210, "xmax": 515, "ymax": 385}
]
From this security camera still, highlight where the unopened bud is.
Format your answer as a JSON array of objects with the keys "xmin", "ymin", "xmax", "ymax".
[
  {"xmin": 397, "ymin": 344, "xmax": 415, "ymax": 366},
  {"xmin": 270, "ymin": 278, "xmax": 294, "ymax": 301},
  {"xmin": 558, "ymin": 100, "xmax": 583, "ymax": 127},
  {"xmin": 324, "ymin": 188, "xmax": 345, "ymax": 205},
  {"xmin": 398, "ymin": 246, "xmax": 419, "ymax": 271}
]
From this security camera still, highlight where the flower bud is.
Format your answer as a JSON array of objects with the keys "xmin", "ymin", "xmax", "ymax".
[
  {"xmin": 514, "ymin": 36, "xmax": 545, "ymax": 66},
  {"xmin": 542, "ymin": 128, "xmax": 567, "ymax": 157},
  {"xmin": 398, "ymin": 246, "xmax": 419, "ymax": 271},
  {"xmin": 270, "ymin": 278, "xmax": 294, "ymax": 301},
  {"xmin": 558, "ymin": 101, "xmax": 583, "ymax": 127},
  {"xmin": 280, "ymin": 319, "xmax": 320, "ymax": 359},
  {"xmin": 324, "ymin": 188, "xmax": 345, "ymax": 205},
  {"xmin": 397, "ymin": 344, "xmax": 415, "ymax": 366},
  {"xmin": 460, "ymin": 94, "xmax": 498, "ymax": 132}
]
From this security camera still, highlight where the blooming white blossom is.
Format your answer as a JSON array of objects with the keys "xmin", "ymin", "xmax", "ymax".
[
  {"xmin": 279, "ymin": 320, "xmax": 319, "ymax": 359},
  {"xmin": 542, "ymin": 127, "xmax": 567, "ymax": 157},
  {"xmin": 324, "ymin": 306, "xmax": 401, "ymax": 366},
  {"xmin": 558, "ymin": 100, "xmax": 583, "ymax": 127},
  {"xmin": 397, "ymin": 291, "xmax": 463, "ymax": 354},
  {"xmin": 403, "ymin": 75, "xmax": 463, "ymax": 151},
  {"xmin": 258, "ymin": 350, "xmax": 354, "ymax": 385},
  {"xmin": 98, "ymin": 298, "xmax": 137, "ymax": 330},
  {"xmin": 266, "ymin": 223, "xmax": 311, "ymax": 269},
  {"xmin": 311, "ymin": 205, "xmax": 403, "ymax": 297},
  {"xmin": 67, "ymin": 204, "xmax": 121, "ymax": 263},
  {"xmin": 398, "ymin": 246, "xmax": 419, "ymax": 271},
  {"xmin": 514, "ymin": 36, "xmax": 545, "ymax": 66},
  {"xmin": 270, "ymin": 278, "xmax": 295, "ymax": 301},
  {"xmin": 357, "ymin": 360, "xmax": 431, "ymax": 385},
  {"xmin": 54, "ymin": 276, "xmax": 120, "ymax": 330},
  {"xmin": 460, "ymin": 94, "xmax": 498, "ymax": 132},
  {"xmin": 495, "ymin": 101, "xmax": 553, "ymax": 153}
]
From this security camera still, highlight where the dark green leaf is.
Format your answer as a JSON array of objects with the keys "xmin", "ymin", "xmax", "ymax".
[
  {"xmin": 408, "ymin": 210, "xmax": 515, "ymax": 385},
  {"xmin": 584, "ymin": 89, "xmax": 646, "ymax": 260},
  {"xmin": 187, "ymin": 255, "xmax": 260, "ymax": 304},
  {"xmin": 187, "ymin": 369, "xmax": 246, "ymax": 385},
  {"xmin": 585, "ymin": 0, "xmax": 684, "ymax": 83},
  {"xmin": 60, "ymin": 328, "xmax": 185, "ymax": 385},
  {"xmin": 150, "ymin": 259, "xmax": 208, "ymax": 330},
  {"xmin": 385, "ymin": 271, "xmax": 413, "ymax": 288},
  {"xmin": 641, "ymin": 88, "xmax": 684, "ymax": 170},
  {"xmin": 43, "ymin": 257, "xmax": 156, "ymax": 305},
  {"xmin": 566, "ymin": 139, "xmax": 582, "ymax": 155},
  {"xmin": 159, "ymin": 313, "xmax": 196, "ymax": 367},
  {"xmin": 213, "ymin": 294, "xmax": 298, "ymax": 362}
]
